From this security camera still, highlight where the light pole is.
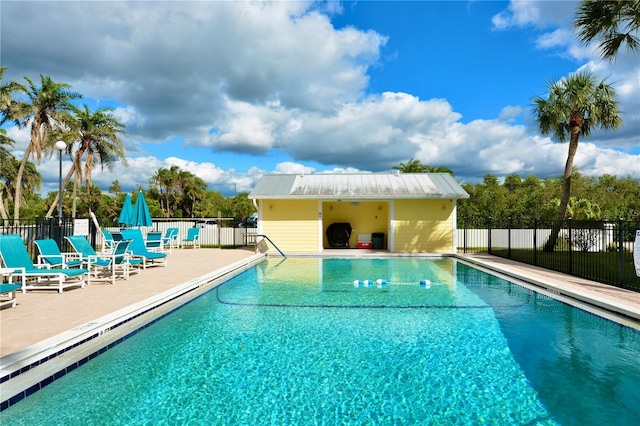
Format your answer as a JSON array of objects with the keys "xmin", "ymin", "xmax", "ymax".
[{"xmin": 54, "ymin": 140, "xmax": 67, "ymax": 227}]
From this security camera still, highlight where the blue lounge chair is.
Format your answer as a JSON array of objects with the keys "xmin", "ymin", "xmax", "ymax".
[
  {"xmin": 0, "ymin": 283, "xmax": 21, "ymax": 308},
  {"xmin": 181, "ymin": 227, "xmax": 200, "ymax": 249},
  {"xmin": 1, "ymin": 268, "xmax": 21, "ymax": 308},
  {"xmin": 34, "ymin": 239, "xmax": 84, "ymax": 269},
  {"xmin": 0, "ymin": 234, "xmax": 88, "ymax": 293},
  {"xmin": 161, "ymin": 228, "xmax": 179, "ymax": 253},
  {"xmin": 101, "ymin": 230, "xmax": 117, "ymax": 253},
  {"xmin": 66, "ymin": 236, "xmax": 141, "ymax": 284},
  {"xmin": 145, "ymin": 231, "xmax": 164, "ymax": 253},
  {"xmin": 120, "ymin": 229, "xmax": 167, "ymax": 269}
]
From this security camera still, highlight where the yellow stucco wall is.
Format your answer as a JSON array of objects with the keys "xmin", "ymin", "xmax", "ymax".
[
  {"xmin": 258, "ymin": 198, "xmax": 456, "ymax": 253},
  {"xmin": 260, "ymin": 200, "xmax": 319, "ymax": 252},
  {"xmin": 322, "ymin": 201, "xmax": 388, "ymax": 248},
  {"xmin": 393, "ymin": 199, "xmax": 454, "ymax": 253}
]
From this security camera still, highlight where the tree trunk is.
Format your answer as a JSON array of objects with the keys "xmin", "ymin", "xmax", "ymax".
[
  {"xmin": 0, "ymin": 189, "xmax": 8, "ymax": 223},
  {"xmin": 544, "ymin": 123, "xmax": 581, "ymax": 252},
  {"xmin": 12, "ymin": 144, "xmax": 32, "ymax": 220}
]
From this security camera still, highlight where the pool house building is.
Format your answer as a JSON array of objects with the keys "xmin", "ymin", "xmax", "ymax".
[{"xmin": 249, "ymin": 173, "xmax": 470, "ymax": 254}]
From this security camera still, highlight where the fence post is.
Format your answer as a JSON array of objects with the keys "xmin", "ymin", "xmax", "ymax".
[
  {"xmin": 568, "ymin": 218, "xmax": 573, "ymax": 275},
  {"xmin": 507, "ymin": 217, "xmax": 512, "ymax": 259},
  {"xmin": 463, "ymin": 217, "xmax": 468, "ymax": 253},
  {"xmin": 533, "ymin": 219, "xmax": 538, "ymax": 266},
  {"xmin": 488, "ymin": 217, "xmax": 492, "ymax": 255},
  {"xmin": 618, "ymin": 219, "xmax": 624, "ymax": 286}
]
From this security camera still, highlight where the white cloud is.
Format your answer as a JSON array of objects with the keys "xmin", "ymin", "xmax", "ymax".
[
  {"xmin": 3, "ymin": 0, "xmax": 639, "ymax": 199},
  {"xmin": 492, "ymin": 0, "xmax": 576, "ymax": 30}
]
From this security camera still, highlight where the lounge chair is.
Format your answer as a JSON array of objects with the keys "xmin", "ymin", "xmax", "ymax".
[
  {"xmin": 101, "ymin": 230, "xmax": 117, "ymax": 253},
  {"xmin": 162, "ymin": 228, "xmax": 179, "ymax": 253},
  {"xmin": 145, "ymin": 231, "xmax": 164, "ymax": 253},
  {"xmin": 0, "ymin": 268, "xmax": 20, "ymax": 308},
  {"xmin": 181, "ymin": 227, "xmax": 200, "ymax": 249},
  {"xmin": 0, "ymin": 283, "xmax": 21, "ymax": 308},
  {"xmin": 66, "ymin": 236, "xmax": 142, "ymax": 284},
  {"xmin": 0, "ymin": 234, "xmax": 88, "ymax": 293},
  {"xmin": 34, "ymin": 239, "xmax": 84, "ymax": 269},
  {"xmin": 120, "ymin": 229, "xmax": 168, "ymax": 268}
]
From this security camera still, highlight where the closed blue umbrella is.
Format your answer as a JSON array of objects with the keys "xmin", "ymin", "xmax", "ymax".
[
  {"xmin": 132, "ymin": 190, "xmax": 152, "ymax": 227},
  {"xmin": 118, "ymin": 193, "xmax": 134, "ymax": 226}
]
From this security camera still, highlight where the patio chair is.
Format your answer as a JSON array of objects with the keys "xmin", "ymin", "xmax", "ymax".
[
  {"xmin": 0, "ymin": 234, "xmax": 88, "ymax": 293},
  {"xmin": 66, "ymin": 236, "xmax": 142, "ymax": 284},
  {"xmin": 34, "ymin": 239, "xmax": 84, "ymax": 269},
  {"xmin": 101, "ymin": 230, "xmax": 117, "ymax": 253},
  {"xmin": 162, "ymin": 228, "xmax": 179, "ymax": 253},
  {"xmin": 1, "ymin": 268, "xmax": 20, "ymax": 308},
  {"xmin": 181, "ymin": 227, "xmax": 201, "ymax": 249},
  {"xmin": 145, "ymin": 231, "xmax": 164, "ymax": 253},
  {"xmin": 120, "ymin": 229, "xmax": 168, "ymax": 269},
  {"xmin": 0, "ymin": 283, "xmax": 21, "ymax": 308}
]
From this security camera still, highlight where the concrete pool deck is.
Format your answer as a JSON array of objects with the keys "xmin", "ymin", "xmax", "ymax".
[
  {"xmin": 0, "ymin": 247, "xmax": 259, "ymax": 357},
  {"xmin": 1, "ymin": 249, "xmax": 639, "ymax": 358}
]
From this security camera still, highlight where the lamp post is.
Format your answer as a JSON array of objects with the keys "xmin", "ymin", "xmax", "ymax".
[{"xmin": 54, "ymin": 140, "xmax": 67, "ymax": 227}]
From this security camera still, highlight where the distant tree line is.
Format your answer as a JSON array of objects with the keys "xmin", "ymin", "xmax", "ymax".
[
  {"xmin": 457, "ymin": 171, "xmax": 640, "ymax": 224},
  {"xmin": 393, "ymin": 158, "xmax": 639, "ymax": 223}
]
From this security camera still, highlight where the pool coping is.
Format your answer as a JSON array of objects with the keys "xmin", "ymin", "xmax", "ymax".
[
  {"xmin": 0, "ymin": 253, "xmax": 265, "ymax": 410},
  {"xmin": 456, "ymin": 254, "xmax": 640, "ymax": 329}
]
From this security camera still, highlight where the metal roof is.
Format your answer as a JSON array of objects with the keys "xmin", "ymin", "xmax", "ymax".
[{"xmin": 250, "ymin": 173, "xmax": 469, "ymax": 200}]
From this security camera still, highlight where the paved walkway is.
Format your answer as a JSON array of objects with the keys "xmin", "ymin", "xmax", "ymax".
[
  {"xmin": 0, "ymin": 247, "xmax": 256, "ymax": 357},
  {"xmin": 1, "ymin": 250, "xmax": 638, "ymax": 358}
]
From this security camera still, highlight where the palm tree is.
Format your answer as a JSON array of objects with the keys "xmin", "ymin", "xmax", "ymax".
[
  {"xmin": 180, "ymin": 173, "xmax": 207, "ymax": 218},
  {"xmin": 0, "ymin": 67, "xmax": 26, "ymax": 114},
  {"xmin": 574, "ymin": 0, "xmax": 640, "ymax": 61},
  {"xmin": 1, "ymin": 157, "xmax": 41, "ymax": 220},
  {"xmin": 45, "ymin": 104, "xmax": 127, "ymax": 218},
  {"xmin": 533, "ymin": 71, "xmax": 621, "ymax": 251},
  {"xmin": 393, "ymin": 159, "xmax": 454, "ymax": 174},
  {"xmin": 150, "ymin": 165, "xmax": 182, "ymax": 217},
  {"xmin": 0, "ymin": 129, "xmax": 13, "ymax": 164},
  {"xmin": 0, "ymin": 129, "xmax": 15, "ymax": 221},
  {"xmin": 7, "ymin": 75, "xmax": 80, "ymax": 220},
  {"xmin": 425, "ymin": 165, "xmax": 455, "ymax": 175},
  {"xmin": 393, "ymin": 159, "xmax": 428, "ymax": 173}
]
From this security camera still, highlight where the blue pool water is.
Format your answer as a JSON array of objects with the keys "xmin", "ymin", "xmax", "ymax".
[{"xmin": 1, "ymin": 258, "xmax": 638, "ymax": 425}]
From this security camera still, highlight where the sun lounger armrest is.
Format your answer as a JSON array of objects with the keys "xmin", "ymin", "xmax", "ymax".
[
  {"xmin": 87, "ymin": 254, "xmax": 115, "ymax": 264},
  {"xmin": 9, "ymin": 267, "xmax": 27, "ymax": 292},
  {"xmin": 37, "ymin": 254, "xmax": 64, "ymax": 266}
]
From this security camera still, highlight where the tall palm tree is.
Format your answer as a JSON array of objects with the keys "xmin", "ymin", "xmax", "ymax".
[
  {"xmin": 45, "ymin": 104, "xmax": 127, "ymax": 218},
  {"xmin": 7, "ymin": 75, "xmax": 80, "ymax": 220},
  {"xmin": 574, "ymin": 0, "xmax": 640, "ymax": 61},
  {"xmin": 179, "ymin": 172, "xmax": 207, "ymax": 218},
  {"xmin": 533, "ymin": 71, "xmax": 621, "ymax": 251},
  {"xmin": 150, "ymin": 165, "xmax": 182, "ymax": 217}
]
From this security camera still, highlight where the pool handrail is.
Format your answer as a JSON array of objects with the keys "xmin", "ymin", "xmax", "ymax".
[{"xmin": 256, "ymin": 234, "xmax": 285, "ymax": 257}]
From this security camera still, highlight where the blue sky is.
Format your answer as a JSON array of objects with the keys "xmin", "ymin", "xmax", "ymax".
[{"xmin": 2, "ymin": 1, "xmax": 639, "ymax": 197}]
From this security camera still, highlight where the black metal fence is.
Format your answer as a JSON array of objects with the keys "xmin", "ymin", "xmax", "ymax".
[
  {"xmin": 0, "ymin": 217, "xmax": 255, "ymax": 259},
  {"xmin": 459, "ymin": 217, "xmax": 640, "ymax": 292}
]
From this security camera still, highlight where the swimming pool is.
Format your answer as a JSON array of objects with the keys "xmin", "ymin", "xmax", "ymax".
[{"xmin": 1, "ymin": 257, "xmax": 638, "ymax": 425}]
